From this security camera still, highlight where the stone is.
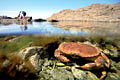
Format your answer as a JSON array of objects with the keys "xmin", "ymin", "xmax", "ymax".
[
  {"xmin": 56, "ymin": 62, "xmax": 65, "ymax": 67},
  {"xmin": 39, "ymin": 67, "xmax": 74, "ymax": 80},
  {"xmin": 105, "ymin": 72, "xmax": 120, "ymax": 80},
  {"xmin": 34, "ymin": 18, "xmax": 46, "ymax": 22},
  {"xmin": 110, "ymin": 60, "xmax": 120, "ymax": 73},
  {"xmin": 105, "ymin": 44, "xmax": 119, "ymax": 58},
  {"xmin": 18, "ymin": 46, "xmax": 44, "ymax": 68},
  {"xmin": 71, "ymin": 67, "xmax": 99, "ymax": 80}
]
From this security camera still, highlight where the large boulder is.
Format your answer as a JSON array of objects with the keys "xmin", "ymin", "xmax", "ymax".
[{"xmin": 18, "ymin": 46, "xmax": 44, "ymax": 68}]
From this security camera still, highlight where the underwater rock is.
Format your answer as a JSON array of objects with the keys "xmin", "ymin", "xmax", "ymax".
[
  {"xmin": 18, "ymin": 46, "xmax": 44, "ymax": 68},
  {"xmin": 4, "ymin": 36, "xmax": 17, "ymax": 42},
  {"xmin": 103, "ymin": 44, "xmax": 119, "ymax": 58},
  {"xmin": 56, "ymin": 62, "xmax": 65, "ymax": 67},
  {"xmin": 105, "ymin": 72, "xmax": 120, "ymax": 80},
  {"xmin": 0, "ymin": 54, "xmax": 37, "ymax": 80},
  {"xmin": 71, "ymin": 67, "xmax": 99, "ymax": 80},
  {"xmin": 39, "ymin": 67, "xmax": 74, "ymax": 80},
  {"xmin": 110, "ymin": 60, "xmax": 120, "ymax": 73}
]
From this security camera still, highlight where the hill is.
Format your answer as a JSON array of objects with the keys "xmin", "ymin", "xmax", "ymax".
[{"xmin": 47, "ymin": 2, "xmax": 120, "ymax": 22}]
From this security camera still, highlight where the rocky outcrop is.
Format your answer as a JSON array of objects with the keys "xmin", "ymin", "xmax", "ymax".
[{"xmin": 48, "ymin": 2, "xmax": 120, "ymax": 22}]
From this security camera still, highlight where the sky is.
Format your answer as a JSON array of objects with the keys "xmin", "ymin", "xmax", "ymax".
[{"xmin": 0, "ymin": 0, "xmax": 120, "ymax": 19}]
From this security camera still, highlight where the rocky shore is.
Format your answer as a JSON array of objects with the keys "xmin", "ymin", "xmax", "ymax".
[
  {"xmin": 48, "ymin": 2, "xmax": 120, "ymax": 22},
  {"xmin": 0, "ymin": 35, "xmax": 120, "ymax": 80},
  {"xmin": 0, "ymin": 17, "xmax": 32, "ymax": 25}
]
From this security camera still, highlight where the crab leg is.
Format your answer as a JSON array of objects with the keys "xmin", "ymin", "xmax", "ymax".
[
  {"xmin": 78, "ymin": 63, "xmax": 97, "ymax": 70},
  {"xmin": 100, "ymin": 68, "xmax": 107, "ymax": 80},
  {"xmin": 54, "ymin": 49, "xmax": 70, "ymax": 62},
  {"xmin": 101, "ymin": 53, "xmax": 110, "ymax": 68},
  {"xmin": 76, "ymin": 63, "xmax": 107, "ymax": 80}
]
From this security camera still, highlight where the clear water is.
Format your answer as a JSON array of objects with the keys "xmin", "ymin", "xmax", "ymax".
[
  {"xmin": 0, "ymin": 22, "xmax": 87, "ymax": 36},
  {"xmin": 0, "ymin": 21, "xmax": 120, "ymax": 36}
]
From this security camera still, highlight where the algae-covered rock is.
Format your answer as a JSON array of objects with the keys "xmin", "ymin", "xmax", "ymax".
[
  {"xmin": 71, "ymin": 67, "xmax": 99, "ymax": 80},
  {"xmin": 105, "ymin": 72, "xmax": 120, "ymax": 80},
  {"xmin": 18, "ymin": 46, "xmax": 44, "ymax": 68},
  {"xmin": 110, "ymin": 60, "xmax": 120, "ymax": 73},
  {"xmin": 39, "ymin": 67, "xmax": 74, "ymax": 80},
  {"xmin": 105, "ymin": 44, "xmax": 119, "ymax": 58}
]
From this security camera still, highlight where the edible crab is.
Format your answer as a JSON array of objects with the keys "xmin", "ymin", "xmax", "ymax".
[{"xmin": 54, "ymin": 42, "xmax": 110, "ymax": 80}]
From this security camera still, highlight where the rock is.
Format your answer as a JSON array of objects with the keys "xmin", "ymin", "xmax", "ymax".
[
  {"xmin": 47, "ymin": 2, "xmax": 120, "ymax": 22},
  {"xmin": 105, "ymin": 44, "xmax": 119, "ymax": 58},
  {"xmin": 4, "ymin": 36, "xmax": 17, "ymax": 42},
  {"xmin": 105, "ymin": 72, "xmax": 120, "ymax": 80},
  {"xmin": 39, "ymin": 67, "xmax": 74, "ymax": 80},
  {"xmin": 26, "ymin": 17, "xmax": 32, "ymax": 22},
  {"xmin": 34, "ymin": 18, "xmax": 46, "ymax": 22},
  {"xmin": 110, "ymin": 60, "xmax": 120, "ymax": 72},
  {"xmin": 18, "ymin": 46, "xmax": 44, "ymax": 68},
  {"xmin": 0, "ymin": 54, "xmax": 37, "ymax": 80},
  {"xmin": 71, "ymin": 67, "xmax": 99, "ymax": 80},
  {"xmin": 48, "ymin": 20, "xmax": 59, "ymax": 22},
  {"xmin": 56, "ymin": 62, "xmax": 65, "ymax": 67}
]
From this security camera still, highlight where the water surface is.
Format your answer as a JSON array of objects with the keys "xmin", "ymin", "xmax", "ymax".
[
  {"xmin": 0, "ymin": 22, "xmax": 87, "ymax": 36},
  {"xmin": 0, "ymin": 21, "xmax": 120, "ymax": 36}
]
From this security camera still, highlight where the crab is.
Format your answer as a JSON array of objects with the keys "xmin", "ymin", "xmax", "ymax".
[{"xmin": 54, "ymin": 42, "xmax": 110, "ymax": 80}]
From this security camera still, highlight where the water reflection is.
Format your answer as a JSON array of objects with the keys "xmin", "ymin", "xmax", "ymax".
[
  {"xmin": 0, "ymin": 22, "xmax": 87, "ymax": 36},
  {"xmin": 0, "ymin": 21, "xmax": 120, "ymax": 36},
  {"xmin": 19, "ymin": 20, "xmax": 28, "ymax": 31},
  {"xmin": 51, "ymin": 21, "xmax": 120, "ymax": 35}
]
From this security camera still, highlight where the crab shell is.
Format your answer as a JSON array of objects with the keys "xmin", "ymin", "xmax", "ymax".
[
  {"xmin": 57, "ymin": 42, "xmax": 101, "ymax": 58},
  {"xmin": 55, "ymin": 42, "xmax": 110, "ymax": 80}
]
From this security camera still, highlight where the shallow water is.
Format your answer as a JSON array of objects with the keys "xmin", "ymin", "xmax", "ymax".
[
  {"xmin": 52, "ymin": 21, "xmax": 120, "ymax": 36},
  {"xmin": 0, "ymin": 21, "xmax": 120, "ymax": 36},
  {"xmin": 0, "ymin": 22, "xmax": 87, "ymax": 36}
]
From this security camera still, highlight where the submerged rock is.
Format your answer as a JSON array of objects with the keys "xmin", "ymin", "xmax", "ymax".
[
  {"xmin": 105, "ymin": 72, "xmax": 120, "ymax": 80},
  {"xmin": 71, "ymin": 67, "xmax": 99, "ymax": 80},
  {"xmin": 18, "ymin": 46, "xmax": 44, "ymax": 68},
  {"xmin": 110, "ymin": 60, "xmax": 120, "ymax": 73},
  {"xmin": 105, "ymin": 44, "xmax": 119, "ymax": 58},
  {"xmin": 39, "ymin": 67, "xmax": 74, "ymax": 80}
]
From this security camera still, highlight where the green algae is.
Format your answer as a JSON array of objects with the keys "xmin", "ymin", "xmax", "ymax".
[{"xmin": 0, "ymin": 35, "xmax": 120, "ymax": 55}]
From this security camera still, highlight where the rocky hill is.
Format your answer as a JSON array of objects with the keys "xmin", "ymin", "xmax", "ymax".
[{"xmin": 48, "ymin": 2, "xmax": 120, "ymax": 22}]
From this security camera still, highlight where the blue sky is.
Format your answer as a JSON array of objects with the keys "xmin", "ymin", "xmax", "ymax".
[{"xmin": 0, "ymin": 0, "xmax": 120, "ymax": 19}]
